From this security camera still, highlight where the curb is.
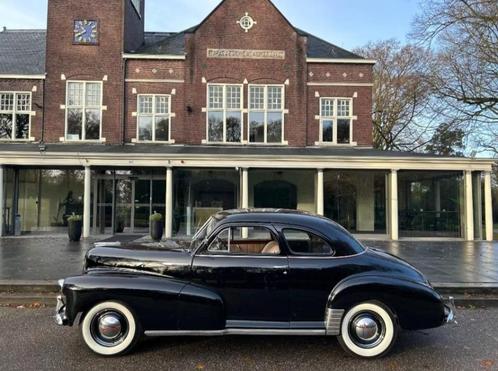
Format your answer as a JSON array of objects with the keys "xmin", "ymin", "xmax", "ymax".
[{"xmin": 1, "ymin": 282, "xmax": 498, "ymax": 308}]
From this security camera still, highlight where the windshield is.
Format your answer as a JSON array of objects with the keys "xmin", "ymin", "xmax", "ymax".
[{"xmin": 190, "ymin": 217, "xmax": 217, "ymax": 251}]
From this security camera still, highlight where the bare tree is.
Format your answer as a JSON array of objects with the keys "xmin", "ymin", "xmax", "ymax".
[
  {"xmin": 355, "ymin": 40, "xmax": 436, "ymax": 151},
  {"xmin": 412, "ymin": 0, "xmax": 498, "ymax": 156}
]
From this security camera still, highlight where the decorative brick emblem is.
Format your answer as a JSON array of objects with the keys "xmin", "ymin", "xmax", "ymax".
[{"xmin": 237, "ymin": 12, "xmax": 257, "ymax": 32}]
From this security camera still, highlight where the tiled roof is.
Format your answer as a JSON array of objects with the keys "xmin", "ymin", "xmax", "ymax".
[
  {"xmin": 0, "ymin": 26, "xmax": 363, "ymax": 75},
  {"xmin": 132, "ymin": 28, "xmax": 364, "ymax": 60},
  {"xmin": 0, "ymin": 29, "xmax": 46, "ymax": 75}
]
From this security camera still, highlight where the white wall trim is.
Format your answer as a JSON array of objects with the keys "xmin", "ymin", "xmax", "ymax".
[
  {"xmin": 307, "ymin": 58, "xmax": 376, "ymax": 64},
  {"xmin": 123, "ymin": 53, "xmax": 186, "ymax": 60},
  {"xmin": 0, "ymin": 151, "xmax": 493, "ymax": 172},
  {"xmin": 0, "ymin": 74, "xmax": 46, "ymax": 80},
  {"xmin": 307, "ymin": 82, "xmax": 373, "ymax": 87},
  {"xmin": 125, "ymin": 79, "xmax": 185, "ymax": 84}
]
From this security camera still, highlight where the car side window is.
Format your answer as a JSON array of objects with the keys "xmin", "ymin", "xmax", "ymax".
[
  {"xmin": 283, "ymin": 229, "xmax": 334, "ymax": 256},
  {"xmin": 207, "ymin": 226, "xmax": 281, "ymax": 255}
]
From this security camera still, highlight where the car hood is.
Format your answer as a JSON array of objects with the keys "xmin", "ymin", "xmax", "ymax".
[
  {"xmin": 85, "ymin": 245, "xmax": 192, "ymax": 278},
  {"xmin": 363, "ymin": 247, "xmax": 430, "ymax": 285}
]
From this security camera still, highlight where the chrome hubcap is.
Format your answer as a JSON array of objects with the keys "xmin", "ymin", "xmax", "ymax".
[
  {"xmin": 353, "ymin": 316, "xmax": 379, "ymax": 341},
  {"xmin": 98, "ymin": 314, "xmax": 123, "ymax": 340},
  {"xmin": 90, "ymin": 310, "xmax": 128, "ymax": 347},
  {"xmin": 349, "ymin": 312, "xmax": 385, "ymax": 349}
]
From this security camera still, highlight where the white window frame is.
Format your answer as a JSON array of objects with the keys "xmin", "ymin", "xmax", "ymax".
[
  {"xmin": 0, "ymin": 91, "xmax": 33, "ymax": 141},
  {"xmin": 136, "ymin": 94, "xmax": 172, "ymax": 143},
  {"xmin": 318, "ymin": 97, "xmax": 354, "ymax": 145},
  {"xmin": 248, "ymin": 84, "xmax": 286, "ymax": 145},
  {"xmin": 65, "ymin": 80, "xmax": 103, "ymax": 142},
  {"xmin": 206, "ymin": 83, "xmax": 244, "ymax": 144}
]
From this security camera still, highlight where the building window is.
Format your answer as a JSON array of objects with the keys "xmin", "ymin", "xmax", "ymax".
[
  {"xmin": 137, "ymin": 95, "xmax": 171, "ymax": 142},
  {"xmin": 207, "ymin": 84, "xmax": 243, "ymax": 143},
  {"xmin": 66, "ymin": 81, "xmax": 102, "ymax": 141},
  {"xmin": 319, "ymin": 98, "xmax": 353, "ymax": 144},
  {"xmin": 248, "ymin": 85, "xmax": 284, "ymax": 144},
  {"xmin": 0, "ymin": 92, "xmax": 31, "ymax": 140}
]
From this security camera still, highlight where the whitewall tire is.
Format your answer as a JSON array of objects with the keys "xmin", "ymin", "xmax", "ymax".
[
  {"xmin": 338, "ymin": 302, "xmax": 398, "ymax": 358},
  {"xmin": 81, "ymin": 301, "xmax": 140, "ymax": 356}
]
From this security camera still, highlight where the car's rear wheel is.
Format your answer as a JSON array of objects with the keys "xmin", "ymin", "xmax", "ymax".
[
  {"xmin": 338, "ymin": 301, "xmax": 398, "ymax": 358},
  {"xmin": 81, "ymin": 301, "xmax": 140, "ymax": 356}
]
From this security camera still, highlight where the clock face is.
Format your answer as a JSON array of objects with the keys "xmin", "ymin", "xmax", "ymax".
[{"xmin": 73, "ymin": 20, "xmax": 98, "ymax": 45}]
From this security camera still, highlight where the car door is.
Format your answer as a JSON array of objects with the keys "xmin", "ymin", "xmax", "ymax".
[
  {"xmin": 279, "ymin": 225, "xmax": 349, "ymax": 326},
  {"xmin": 191, "ymin": 223, "xmax": 290, "ymax": 327}
]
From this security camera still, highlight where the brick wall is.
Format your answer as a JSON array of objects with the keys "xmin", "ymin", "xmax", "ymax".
[
  {"xmin": 1, "ymin": 0, "xmax": 374, "ymax": 148},
  {"xmin": 44, "ymin": 0, "xmax": 126, "ymax": 144}
]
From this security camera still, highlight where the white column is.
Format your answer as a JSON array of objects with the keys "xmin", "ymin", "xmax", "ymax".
[
  {"xmin": 484, "ymin": 171, "xmax": 494, "ymax": 241},
  {"xmin": 0, "ymin": 166, "xmax": 4, "ymax": 237},
  {"xmin": 316, "ymin": 169, "xmax": 324, "ymax": 215},
  {"xmin": 165, "ymin": 167, "xmax": 173, "ymax": 239},
  {"xmin": 83, "ymin": 166, "xmax": 92, "ymax": 238},
  {"xmin": 241, "ymin": 168, "xmax": 249, "ymax": 209},
  {"xmin": 464, "ymin": 170, "xmax": 474, "ymax": 241},
  {"xmin": 388, "ymin": 170, "xmax": 399, "ymax": 241}
]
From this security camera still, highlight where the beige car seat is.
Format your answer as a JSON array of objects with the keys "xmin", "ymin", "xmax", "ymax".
[{"xmin": 261, "ymin": 240, "xmax": 280, "ymax": 255}]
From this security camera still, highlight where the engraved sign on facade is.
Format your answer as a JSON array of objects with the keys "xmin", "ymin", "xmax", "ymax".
[{"xmin": 207, "ymin": 48, "xmax": 286, "ymax": 60}]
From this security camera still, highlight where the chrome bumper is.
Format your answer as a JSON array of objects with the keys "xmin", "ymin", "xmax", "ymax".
[
  {"xmin": 444, "ymin": 296, "xmax": 457, "ymax": 324},
  {"xmin": 55, "ymin": 295, "xmax": 68, "ymax": 326}
]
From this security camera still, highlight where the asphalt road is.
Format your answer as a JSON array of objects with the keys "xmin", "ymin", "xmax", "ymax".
[{"xmin": 0, "ymin": 307, "xmax": 497, "ymax": 371}]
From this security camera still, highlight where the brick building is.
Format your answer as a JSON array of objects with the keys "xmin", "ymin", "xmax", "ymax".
[{"xmin": 0, "ymin": 0, "xmax": 494, "ymax": 241}]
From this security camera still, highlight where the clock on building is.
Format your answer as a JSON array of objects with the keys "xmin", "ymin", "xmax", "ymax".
[{"xmin": 73, "ymin": 20, "xmax": 98, "ymax": 45}]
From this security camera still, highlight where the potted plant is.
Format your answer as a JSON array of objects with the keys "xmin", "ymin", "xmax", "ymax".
[
  {"xmin": 150, "ymin": 212, "xmax": 164, "ymax": 242},
  {"xmin": 67, "ymin": 213, "xmax": 83, "ymax": 242}
]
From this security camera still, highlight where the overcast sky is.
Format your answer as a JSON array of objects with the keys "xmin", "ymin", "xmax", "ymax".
[{"xmin": 0, "ymin": 0, "xmax": 420, "ymax": 49}]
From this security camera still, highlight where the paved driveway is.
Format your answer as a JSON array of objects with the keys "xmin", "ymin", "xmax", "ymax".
[
  {"xmin": 0, "ymin": 234, "xmax": 497, "ymax": 285},
  {"xmin": 0, "ymin": 307, "xmax": 497, "ymax": 371}
]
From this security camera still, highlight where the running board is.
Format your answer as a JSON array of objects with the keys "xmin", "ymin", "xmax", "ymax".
[{"xmin": 144, "ymin": 329, "xmax": 327, "ymax": 337}]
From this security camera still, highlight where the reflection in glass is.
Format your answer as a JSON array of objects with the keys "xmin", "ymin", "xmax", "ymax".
[
  {"xmin": 322, "ymin": 119, "xmax": 333, "ymax": 142},
  {"xmin": 67, "ymin": 109, "xmax": 82, "ymax": 140},
  {"xmin": 138, "ymin": 116, "xmax": 153, "ymax": 141},
  {"xmin": 155, "ymin": 117, "xmax": 169, "ymax": 142},
  {"xmin": 226, "ymin": 112, "xmax": 241, "ymax": 143},
  {"xmin": 208, "ymin": 111, "xmax": 223, "ymax": 142},
  {"xmin": 173, "ymin": 169, "xmax": 239, "ymax": 237},
  {"xmin": 249, "ymin": 112, "xmax": 264, "ymax": 143},
  {"xmin": 267, "ymin": 112, "xmax": 282, "ymax": 143},
  {"xmin": 337, "ymin": 119, "xmax": 350, "ymax": 144},
  {"xmin": 85, "ymin": 109, "xmax": 100, "ymax": 140},
  {"xmin": 0, "ymin": 114, "xmax": 12, "ymax": 139},
  {"xmin": 398, "ymin": 171, "xmax": 462, "ymax": 238},
  {"xmin": 15, "ymin": 114, "xmax": 30, "ymax": 139}
]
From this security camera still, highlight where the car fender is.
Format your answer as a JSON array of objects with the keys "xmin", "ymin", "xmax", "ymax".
[
  {"xmin": 327, "ymin": 273, "xmax": 446, "ymax": 330},
  {"xmin": 61, "ymin": 272, "xmax": 224, "ymax": 331}
]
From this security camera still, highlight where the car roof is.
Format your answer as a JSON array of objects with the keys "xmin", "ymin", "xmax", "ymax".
[{"xmin": 212, "ymin": 209, "xmax": 342, "ymax": 231}]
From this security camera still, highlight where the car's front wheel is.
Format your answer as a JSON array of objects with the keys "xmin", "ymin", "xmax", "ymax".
[
  {"xmin": 81, "ymin": 301, "xmax": 141, "ymax": 356},
  {"xmin": 338, "ymin": 301, "xmax": 398, "ymax": 358}
]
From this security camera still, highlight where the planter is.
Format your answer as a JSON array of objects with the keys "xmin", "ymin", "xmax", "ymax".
[
  {"xmin": 115, "ymin": 220, "xmax": 125, "ymax": 234},
  {"xmin": 150, "ymin": 220, "xmax": 164, "ymax": 242},
  {"xmin": 68, "ymin": 220, "xmax": 83, "ymax": 242}
]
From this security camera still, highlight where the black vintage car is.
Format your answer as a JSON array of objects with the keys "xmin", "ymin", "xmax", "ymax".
[{"xmin": 56, "ymin": 209, "xmax": 455, "ymax": 358}]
